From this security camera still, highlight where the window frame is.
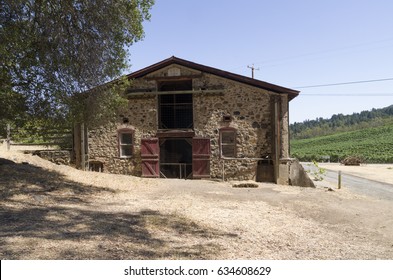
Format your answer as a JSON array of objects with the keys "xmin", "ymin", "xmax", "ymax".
[
  {"xmin": 89, "ymin": 161, "xmax": 104, "ymax": 172},
  {"xmin": 157, "ymin": 80, "xmax": 194, "ymax": 130},
  {"xmin": 219, "ymin": 128, "xmax": 237, "ymax": 158},
  {"xmin": 118, "ymin": 128, "xmax": 134, "ymax": 158},
  {"xmin": 158, "ymin": 93, "xmax": 193, "ymax": 129}
]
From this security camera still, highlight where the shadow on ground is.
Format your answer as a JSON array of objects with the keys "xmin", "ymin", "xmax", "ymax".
[
  {"xmin": 0, "ymin": 159, "xmax": 115, "ymax": 204},
  {"xmin": 0, "ymin": 160, "xmax": 235, "ymax": 259}
]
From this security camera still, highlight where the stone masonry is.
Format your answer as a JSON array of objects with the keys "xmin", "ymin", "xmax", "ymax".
[{"xmin": 87, "ymin": 60, "xmax": 294, "ymax": 182}]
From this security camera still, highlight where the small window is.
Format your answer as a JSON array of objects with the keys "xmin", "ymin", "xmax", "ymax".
[
  {"xmin": 89, "ymin": 161, "xmax": 104, "ymax": 172},
  {"xmin": 118, "ymin": 129, "xmax": 133, "ymax": 158},
  {"xmin": 222, "ymin": 115, "xmax": 232, "ymax": 122},
  {"xmin": 220, "ymin": 129, "xmax": 236, "ymax": 157}
]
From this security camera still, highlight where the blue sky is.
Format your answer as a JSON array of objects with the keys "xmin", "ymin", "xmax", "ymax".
[{"xmin": 127, "ymin": 0, "xmax": 393, "ymax": 123}]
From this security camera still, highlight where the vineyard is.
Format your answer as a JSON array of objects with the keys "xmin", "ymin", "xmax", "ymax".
[{"xmin": 290, "ymin": 121, "xmax": 393, "ymax": 163}]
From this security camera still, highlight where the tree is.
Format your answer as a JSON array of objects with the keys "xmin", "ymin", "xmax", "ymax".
[
  {"xmin": 0, "ymin": 0, "xmax": 154, "ymax": 127},
  {"xmin": 0, "ymin": 88, "xmax": 27, "ymax": 137}
]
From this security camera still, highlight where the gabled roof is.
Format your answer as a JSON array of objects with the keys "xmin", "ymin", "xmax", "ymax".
[{"xmin": 126, "ymin": 56, "xmax": 299, "ymax": 100}]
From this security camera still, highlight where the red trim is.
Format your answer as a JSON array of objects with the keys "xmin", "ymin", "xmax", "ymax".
[
  {"xmin": 156, "ymin": 130, "xmax": 195, "ymax": 138},
  {"xmin": 192, "ymin": 138, "xmax": 211, "ymax": 178},
  {"xmin": 141, "ymin": 138, "xmax": 160, "ymax": 178}
]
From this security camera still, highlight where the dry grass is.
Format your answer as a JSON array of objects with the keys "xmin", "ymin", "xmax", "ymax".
[
  {"xmin": 0, "ymin": 160, "xmax": 230, "ymax": 259},
  {"xmin": 1, "ymin": 150, "xmax": 393, "ymax": 260}
]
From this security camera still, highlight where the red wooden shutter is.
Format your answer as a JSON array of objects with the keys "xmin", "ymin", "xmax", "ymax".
[
  {"xmin": 141, "ymin": 138, "xmax": 159, "ymax": 178},
  {"xmin": 192, "ymin": 138, "xmax": 211, "ymax": 178}
]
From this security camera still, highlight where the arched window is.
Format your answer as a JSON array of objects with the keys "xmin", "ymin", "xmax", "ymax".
[
  {"xmin": 220, "ymin": 128, "xmax": 236, "ymax": 158},
  {"xmin": 118, "ymin": 128, "xmax": 134, "ymax": 158}
]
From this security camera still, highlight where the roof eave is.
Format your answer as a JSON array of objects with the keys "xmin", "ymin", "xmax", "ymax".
[{"xmin": 126, "ymin": 56, "xmax": 300, "ymax": 100}]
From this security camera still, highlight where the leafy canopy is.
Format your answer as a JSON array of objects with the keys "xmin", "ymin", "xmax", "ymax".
[{"xmin": 0, "ymin": 0, "xmax": 154, "ymax": 127}]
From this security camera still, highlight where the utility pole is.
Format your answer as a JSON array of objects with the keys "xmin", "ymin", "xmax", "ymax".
[{"xmin": 247, "ymin": 64, "xmax": 259, "ymax": 79}]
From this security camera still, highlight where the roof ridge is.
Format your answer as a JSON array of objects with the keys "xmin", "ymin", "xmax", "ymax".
[{"xmin": 126, "ymin": 56, "xmax": 299, "ymax": 100}]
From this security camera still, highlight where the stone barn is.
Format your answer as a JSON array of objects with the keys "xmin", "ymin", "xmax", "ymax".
[{"xmin": 77, "ymin": 56, "xmax": 300, "ymax": 184}]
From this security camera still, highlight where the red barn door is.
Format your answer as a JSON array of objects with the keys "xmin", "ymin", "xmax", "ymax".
[
  {"xmin": 192, "ymin": 138, "xmax": 211, "ymax": 178},
  {"xmin": 141, "ymin": 138, "xmax": 159, "ymax": 178}
]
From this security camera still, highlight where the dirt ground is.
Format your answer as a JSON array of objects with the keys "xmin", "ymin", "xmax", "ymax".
[
  {"xmin": 1, "ymin": 150, "xmax": 393, "ymax": 260},
  {"xmin": 319, "ymin": 163, "xmax": 393, "ymax": 185}
]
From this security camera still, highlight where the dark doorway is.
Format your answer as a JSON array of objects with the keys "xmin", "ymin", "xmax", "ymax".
[
  {"xmin": 160, "ymin": 138, "xmax": 192, "ymax": 178},
  {"xmin": 158, "ymin": 80, "xmax": 192, "ymax": 91},
  {"xmin": 256, "ymin": 159, "xmax": 275, "ymax": 182}
]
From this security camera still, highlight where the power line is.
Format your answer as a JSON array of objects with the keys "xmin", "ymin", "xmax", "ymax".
[
  {"xmin": 228, "ymin": 37, "xmax": 393, "ymax": 72},
  {"xmin": 294, "ymin": 77, "xmax": 393, "ymax": 89},
  {"xmin": 300, "ymin": 93, "xmax": 393, "ymax": 96}
]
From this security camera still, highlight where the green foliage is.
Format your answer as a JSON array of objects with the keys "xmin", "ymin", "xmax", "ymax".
[
  {"xmin": 79, "ymin": 76, "xmax": 131, "ymax": 127},
  {"xmin": 0, "ymin": 91, "xmax": 27, "ymax": 136},
  {"xmin": 290, "ymin": 105, "xmax": 393, "ymax": 140},
  {"xmin": 307, "ymin": 160, "xmax": 326, "ymax": 181},
  {"xmin": 5, "ymin": 119, "xmax": 73, "ymax": 149},
  {"xmin": 291, "ymin": 121, "xmax": 393, "ymax": 163},
  {"xmin": 1, "ymin": 0, "xmax": 154, "ymax": 127}
]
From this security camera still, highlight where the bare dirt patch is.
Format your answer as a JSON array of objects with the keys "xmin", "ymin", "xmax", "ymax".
[{"xmin": 1, "ymin": 150, "xmax": 393, "ymax": 259}]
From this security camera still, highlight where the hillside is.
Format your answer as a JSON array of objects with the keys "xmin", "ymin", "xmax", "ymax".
[
  {"xmin": 290, "ymin": 105, "xmax": 393, "ymax": 139},
  {"xmin": 290, "ymin": 120, "xmax": 393, "ymax": 163}
]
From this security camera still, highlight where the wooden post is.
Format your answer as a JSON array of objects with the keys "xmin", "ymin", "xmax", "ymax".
[
  {"xmin": 73, "ymin": 123, "xmax": 81, "ymax": 169},
  {"xmin": 338, "ymin": 171, "xmax": 342, "ymax": 189},
  {"xmin": 273, "ymin": 98, "xmax": 280, "ymax": 183},
  {"xmin": 81, "ymin": 123, "xmax": 86, "ymax": 171},
  {"xmin": 6, "ymin": 124, "xmax": 11, "ymax": 151},
  {"xmin": 222, "ymin": 159, "xmax": 225, "ymax": 182}
]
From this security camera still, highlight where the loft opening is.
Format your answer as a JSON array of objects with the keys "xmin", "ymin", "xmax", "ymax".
[
  {"xmin": 158, "ymin": 80, "xmax": 193, "ymax": 129},
  {"xmin": 158, "ymin": 79, "xmax": 192, "ymax": 91}
]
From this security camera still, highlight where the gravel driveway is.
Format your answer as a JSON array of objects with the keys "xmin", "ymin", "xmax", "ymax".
[{"xmin": 1, "ymin": 151, "xmax": 393, "ymax": 259}]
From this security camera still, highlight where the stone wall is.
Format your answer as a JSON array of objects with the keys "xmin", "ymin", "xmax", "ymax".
[
  {"xmin": 289, "ymin": 159, "xmax": 316, "ymax": 188},
  {"xmin": 87, "ymin": 64, "xmax": 290, "ymax": 181},
  {"xmin": 30, "ymin": 150, "xmax": 71, "ymax": 165},
  {"xmin": 192, "ymin": 73, "xmax": 275, "ymax": 180}
]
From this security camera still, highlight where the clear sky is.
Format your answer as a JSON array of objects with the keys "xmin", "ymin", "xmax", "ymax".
[{"xmin": 127, "ymin": 0, "xmax": 393, "ymax": 123}]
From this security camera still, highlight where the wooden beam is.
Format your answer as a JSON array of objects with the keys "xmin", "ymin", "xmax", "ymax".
[
  {"xmin": 156, "ymin": 130, "xmax": 195, "ymax": 138},
  {"xmin": 143, "ymin": 74, "xmax": 202, "ymax": 81},
  {"xmin": 127, "ymin": 89, "xmax": 224, "ymax": 97}
]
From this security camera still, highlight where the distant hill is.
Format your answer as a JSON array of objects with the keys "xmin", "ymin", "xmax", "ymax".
[
  {"xmin": 290, "ymin": 121, "xmax": 393, "ymax": 163},
  {"xmin": 290, "ymin": 105, "xmax": 393, "ymax": 163},
  {"xmin": 290, "ymin": 105, "xmax": 393, "ymax": 140}
]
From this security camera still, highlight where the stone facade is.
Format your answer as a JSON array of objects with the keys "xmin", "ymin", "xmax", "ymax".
[
  {"xmin": 192, "ymin": 74, "xmax": 275, "ymax": 180},
  {"xmin": 85, "ymin": 57, "xmax": 298, "ymax": 182}
]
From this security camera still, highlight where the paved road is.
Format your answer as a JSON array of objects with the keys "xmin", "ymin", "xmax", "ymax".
[{"xmin": 304, "ymin": 165, "xmax": 393, "ymax": 201}]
